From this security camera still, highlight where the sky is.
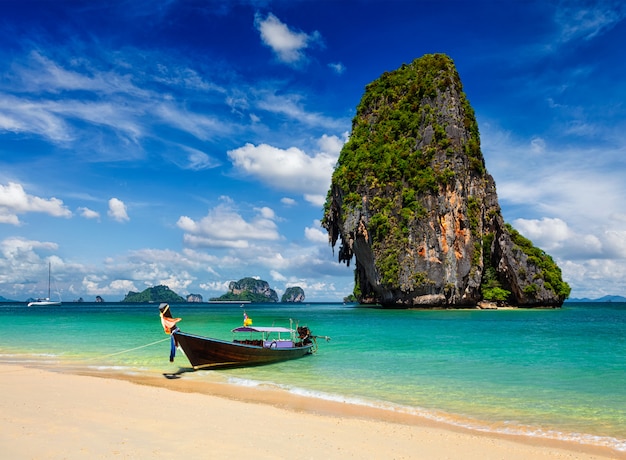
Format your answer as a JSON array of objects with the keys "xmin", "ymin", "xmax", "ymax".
[{"xmin": 1, "ymin": 0, "xmax": 625, "ymax": 302}]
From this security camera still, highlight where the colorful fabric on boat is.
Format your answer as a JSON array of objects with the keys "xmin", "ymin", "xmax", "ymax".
[
  {"xmin": 160, "ymin": 312, "xmax": 181, "ymax": 334},
  {"xmin": 169, "ymin": 329, "xmax": 179, "ymax": 362},
  {"xmin": 158, "ymin": 303, "xmax": 181, "ymax": 362},
  {"xmin": 243, "ymin": 311, "xmax": 252, "ymax": 326}
]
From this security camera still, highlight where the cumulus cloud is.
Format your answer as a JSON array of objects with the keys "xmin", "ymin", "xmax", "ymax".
[
  {"xmin": 199, "ymin": 280, "xmax": 231, "ymax": 292},
  {"xmin": 177, "ymin": 197, "xmax": 280, "ymax": 248},
  {"xmin": 81, "ymin": 276, "xmax": 139, "ymax": 297},
  {"xmin": 227, "ymin": 134, "xmax": 344, "ymax": 205},
  {"xmin": 78, "ymin": 207, "xmax": 100, "ymax": 220},
  {"xmin": 0, "ymin": 182, "xmax": 72, "ymax": 225},
  {"xmin": 512, "ymin": 217, "xmax": 607, "ymax": 260},
  {"xmin": 108, "ymin": 198, "xmax": 129, "ymax": 222},
  {"xmin": 512, "ymin": 217, "xmax": 572, "ymax": 251},
  {"xmin": 604, "ymin": 230, "xmax": 626, "ymax": 258},
  {"xmin": 0, "ymin": 237, "xmax": 58, "ymax": 262},
  {"xmin": 305, "ymin": 220, "xmax": 328, "ymax": 244},
  {"xmin": 254, "ymin": 12, "xmax": 322, "ymax": 65}
]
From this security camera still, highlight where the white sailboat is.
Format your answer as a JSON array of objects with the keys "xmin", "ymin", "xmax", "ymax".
[{"xmin": 28, "ymin": 262, "xmax": 62, "ymax": 307}]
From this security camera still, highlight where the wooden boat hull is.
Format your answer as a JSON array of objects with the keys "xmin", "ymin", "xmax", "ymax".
[{"xmin": 173, "ymin": 331, "xmax": 314, "ymax": 369}]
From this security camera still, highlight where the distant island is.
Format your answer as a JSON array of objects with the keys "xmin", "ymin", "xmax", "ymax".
[
  {"xmin": 281, "ymin": 286, "xmax": 305, "ymax": 303},
  {"xmin": 123, "ymin": 285, "xmax": 185, "ymax": 303},
  {"xmin": 114, "ymin": 279, "xmax": 306, "ymax": 304},
  {"xmin": 4, "ymin": 283, "xmax": 623, "ymax": 305},
  {"xmin": 211, "ymin": 277, "xmax": 305, "ymax": 303}
]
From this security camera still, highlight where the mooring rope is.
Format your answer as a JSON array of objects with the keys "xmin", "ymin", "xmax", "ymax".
[{"xmin": 88, "ymin": 337, "xmax": 170, "ymax": 361}]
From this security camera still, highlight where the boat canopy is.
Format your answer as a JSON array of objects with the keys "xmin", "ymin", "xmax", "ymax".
[{"xmin": 232, "ymin": 326, "xmax": 293, "ymax": 333}]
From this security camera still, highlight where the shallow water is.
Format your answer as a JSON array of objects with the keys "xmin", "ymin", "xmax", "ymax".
[{"xmin": 1, "ymin": 301, "xmax": 625, "ymax": 452}]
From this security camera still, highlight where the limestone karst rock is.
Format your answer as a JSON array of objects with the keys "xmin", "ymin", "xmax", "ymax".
[
  {"xmin": 322, "ymin": 54, "xmax": 570, "ymax": 308},
  {"xmin": 281, "ymin": 286, "xmax": 305, "ymax": 303},
  {"xmin": 212, "ymin": 277, "xmax": 279, "ymax": 303}
]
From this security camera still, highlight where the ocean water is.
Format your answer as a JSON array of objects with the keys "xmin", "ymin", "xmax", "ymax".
[{"xmin": 1, "ymin": 301, "xmax": 625, "ymax": 453}]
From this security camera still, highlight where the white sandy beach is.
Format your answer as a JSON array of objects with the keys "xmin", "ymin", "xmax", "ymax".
[{"xmin": 0, "ymin": 364, "xmax": 621, "ymax": 459}]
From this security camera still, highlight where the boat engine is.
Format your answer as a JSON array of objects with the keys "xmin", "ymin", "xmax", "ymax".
[{"xmin": 297, "ymin": 326, "xmax": 313, "ymax": 346}]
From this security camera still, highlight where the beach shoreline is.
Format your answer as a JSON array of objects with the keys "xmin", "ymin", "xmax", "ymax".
[{"xmin": 1, "ymin": 362, "xmax": 622, "ymax": 459}]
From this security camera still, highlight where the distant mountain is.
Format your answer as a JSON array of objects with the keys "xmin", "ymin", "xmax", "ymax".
[
  {"xmin": 0, "ymin": 295, "xmax": 16, "ymax": 302},
  {"xmin": 566, "ymin": 295, "xmax": 626, "ymax": 303}
]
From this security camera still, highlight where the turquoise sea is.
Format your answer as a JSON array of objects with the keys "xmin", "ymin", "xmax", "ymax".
[{"xmin": 1, "ymin": 301, "xmax": 625, "ymax": 454}]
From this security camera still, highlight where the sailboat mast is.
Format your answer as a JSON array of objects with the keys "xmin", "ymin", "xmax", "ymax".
[{"xmin": 48, "ymin": 262, "xmax": 51, "ymax": 299}]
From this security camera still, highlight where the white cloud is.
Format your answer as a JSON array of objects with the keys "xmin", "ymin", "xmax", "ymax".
[
  {"xmin": 604, "ymin": 230, "xmax": 626, "ymax": 258},
  {"xmin": 227, "ymin": 134, "xmax": 344, "ymax": 205},
  {"xmin": 270, "ymin": 269, "xmax": 287, "ymax": 282},
  {"xmin": 199, "ymin": 280, "xmax": 231, "ymax": 293},
  {"xmin": 108, "ymin": 198, "xmax": 129, "ymax": 222},
  {"xmin": 81, "ymin": 276, "xmax": 139, "ymax": 297},
  {"xmin": 0, "ymin": 182, "xmax": 72, "ymax": 225},
  {"xmin": 281, "ymin": 197, "xmax": 297, "ymax": 206},
  {"xmin": 512, "ymin": 217, "xmax": 571, "ymax": 251},
  {"xmin": 78, "ymin": 207, "xmax": 100, "ymax": 220},
  {"xmin": 254, "ymin": 12, "xmax": 322, "ymax": 65},
  {"xmin": 0, "ymin": 49, "xmax": 233, "ymax": 161},
  {"xmin": 0, "ymin": 237, "xmax": 58, "ymax": 262},
  {"xmin": 0, "ymin": 95, "xmax": 73, "ymax": 143},
  {"xmin": 305, "ymin": 220, "xmax": 328, "ymax": 244},
  {"xmin": 177, "ymin": 198, "xmax": 280, "ymax": 249}
]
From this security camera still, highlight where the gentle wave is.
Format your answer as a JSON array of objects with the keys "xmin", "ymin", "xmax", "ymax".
[{"xmin": 226, "ymin": 375, "xmax": 626, "ymax": 453}]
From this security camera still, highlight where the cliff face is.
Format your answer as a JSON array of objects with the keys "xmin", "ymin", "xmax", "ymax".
[
  {"xmin": 322, "ymin": 54, "xmax": 570, "ymax": 308},
  {"xmin": 281, "ymin": 286, "xmax": 305, "ymax": 303}
]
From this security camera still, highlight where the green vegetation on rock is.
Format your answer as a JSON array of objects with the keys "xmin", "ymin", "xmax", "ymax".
[
  {"xmin": 505, "ymin": 224, "xmax": 571, "ymax": 301},
  {"xmin": 211, "ymin": 277, "xmax": 279, "ymax": 303},
  {"xmin": 281, "ymin": 286, "xmax": 305, "ymax": 303},
  {"xmin": 123, "ymin": 285, "xmax": 185, "ymax": 303},
  {"xmin": 322, "ymin": 53, "xmax": 569, "ymax": 308}
]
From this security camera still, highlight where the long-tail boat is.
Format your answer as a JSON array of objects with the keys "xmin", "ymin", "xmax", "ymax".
[{"xmin": 158, "ymin": 303, "xmax": 328, "ymax": 369}]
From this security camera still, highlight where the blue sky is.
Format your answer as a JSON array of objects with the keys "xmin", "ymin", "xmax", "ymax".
[{"xmin": 1, "ymin": 0, "xmax": 625, "ymax": 302}]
